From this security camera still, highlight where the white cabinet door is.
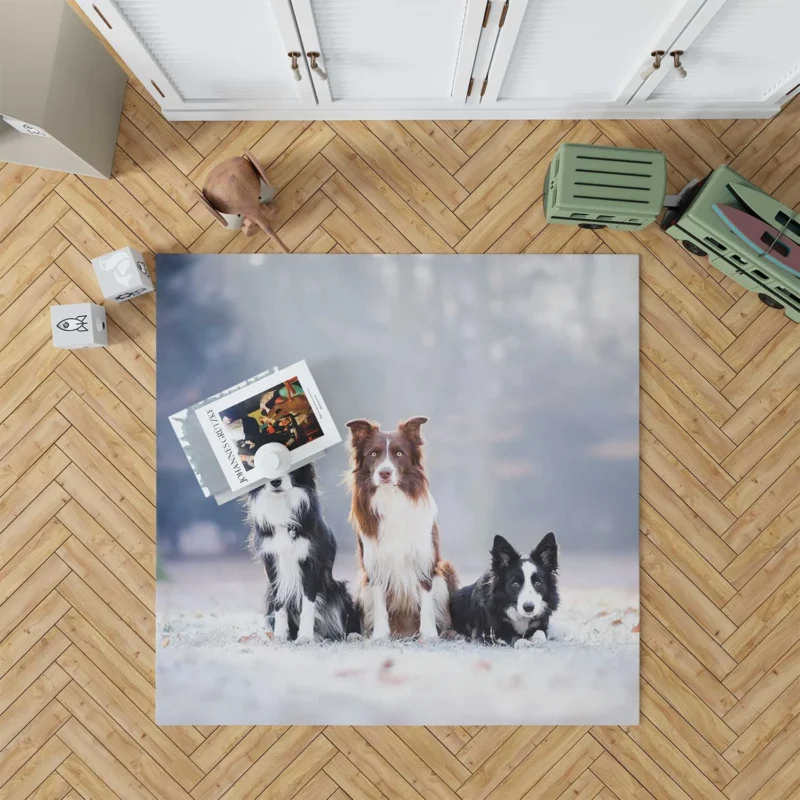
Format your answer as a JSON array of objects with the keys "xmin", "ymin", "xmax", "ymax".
[
  {"xmin": 76, "ymin": 0, "xmax": 316, "ymax": 112},
  {"xmin": 290, "ymin": 0, "xmax": 486, "ymax": 108},
  {"xmin": 475, "ymin": 0, "xmax": 708, "ymax": 110},
  {"xmin": 632, "ymin": 0, "xmax": 800, "ymax": 108},
  {"xmin": 77, "ymin": 0, "xmax": 796, "ymax": 118}
]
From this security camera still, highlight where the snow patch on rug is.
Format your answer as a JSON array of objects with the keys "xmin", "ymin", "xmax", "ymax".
[{"xmin": 157, "ymin": 585, "xmax": 639, "ymax": 725}]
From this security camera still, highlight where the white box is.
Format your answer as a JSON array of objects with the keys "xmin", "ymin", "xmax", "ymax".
[
  {"xmin": 91, "ymin": 246, "xmax": 154, "ymax": 302},
  {"xmin": 51, "ymin": 303, "xmax": 107, "ymax": 349}
]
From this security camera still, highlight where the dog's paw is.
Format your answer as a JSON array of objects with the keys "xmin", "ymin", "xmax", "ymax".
[
  {"xmin": 532, "ymin": 630, "xmax": 547, "ymax": 643},
  {"xmin": 273, "ymin": 610, "xmax": 290, "ymax": 642},
  {"xmin": 371, "ymin": 625, "xmax": 391, "ymax": 641},
  {"xmin": 419, "ymin": 626, "xmax": 439, "ymax": 641},
  {"xmin": 514, "ymin": 638, "xmax": 535, "ymax": 649},
  {"xmin": 346, "ymin": 632, "xmax": 364, "ymax": 643},
  {"xmin": 294, "ymin": 635, "xmax": 314, "ymax": 644},
  {"xmin": 439, "ymin": 629, "xmax": 461, "ymax": 641}
]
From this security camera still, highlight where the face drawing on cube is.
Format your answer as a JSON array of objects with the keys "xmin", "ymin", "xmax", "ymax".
[
  {"xmin": 92, "ymin": 247, "xmax": 154, "ymax": 303},
  {"xmin": 100, "ymin": 249, "xmax": 140, "ymax": 287},
  {"xmin": 219, "ymin": 377, "xmax": 322, "ymax": 471}
]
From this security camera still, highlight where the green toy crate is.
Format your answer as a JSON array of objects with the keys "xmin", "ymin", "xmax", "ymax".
[
  {"xmin": 544, "ymin": 143, "xmax": 667, "ymax": 231},
  {"xmin": 660, "ymin": 164, "xmax": 800, "ymax": 323}
]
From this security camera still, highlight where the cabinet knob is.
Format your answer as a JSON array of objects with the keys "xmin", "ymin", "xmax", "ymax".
[
  {"xmin": 641, "ymin": 50, "xmax": 665, "ymax": 81},
  {"xmin": 288, "ymin": 52, "xmax": 302, "ymax": 81},
  {"xmin": 670, "ymin": 50, "xmax": 687, "ymax": 79},
  {"xmin": 307, "ymin": 52, "xmax": 328, "ymax": 81}
]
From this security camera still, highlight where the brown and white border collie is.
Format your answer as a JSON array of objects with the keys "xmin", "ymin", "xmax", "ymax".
[{"xmin": 346, "ymin": 416, "xmax": 458, "ymax": 639}]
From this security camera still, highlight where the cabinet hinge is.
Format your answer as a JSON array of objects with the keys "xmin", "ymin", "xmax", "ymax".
[
  {"xmin": 467, "ymin": 77, "xmax": 474, "ymax": 97},
  {"xmin": 480, "ymin": 77, "xmax": 488, "ymax": 97},
  {"xmin": 482, "ymin": 0, "xmax": 491, "ymax": 27},
  {"xmin": 499, "ymin": 1, "xmax": 509, "ymax": 27}
]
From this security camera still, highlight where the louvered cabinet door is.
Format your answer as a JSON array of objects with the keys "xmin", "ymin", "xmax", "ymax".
[
  {"xmin": 632, "ymin": 0, "xmax": 800, "ymax": 108},
  {"xmin": 476, "ymin": 0, "xmax": 708, "ymax": 109},
  {"xmin": 289, "ymin": 0, "xmax": 486, "ymax": 108},
  {"xmin": 76, "ymin": 0, "xmax": 316, "ymax": 112}
]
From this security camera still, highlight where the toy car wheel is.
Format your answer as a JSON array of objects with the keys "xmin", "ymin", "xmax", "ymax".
[
  {"xmin": 578, "ymin": 223, "xmax": 606, "ymax": 230},
  {"xmin": 682, "ymin": 240, "xmax": 707, "ymax": 257},
  {"xmin": 758, "ymin": 293, "xmax": 784, "ymax": 310}
]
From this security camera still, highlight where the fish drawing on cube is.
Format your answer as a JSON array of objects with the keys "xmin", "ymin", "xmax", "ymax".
[
  {"xmin": 92, "ymin": 246, "xmax": 154, "ymax": 302},
  {"xmin": 51, "ymin": 303, "xmax": 107, "ymax": 349}
]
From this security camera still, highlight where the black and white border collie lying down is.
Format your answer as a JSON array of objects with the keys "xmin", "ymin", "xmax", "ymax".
[
  {"xmin": 244, "ymin": 464, "xmax": 359, "ymax": 642},
  {"xmin": 451, "ymin": 533, "xmax": 559, "ymax": 646}
]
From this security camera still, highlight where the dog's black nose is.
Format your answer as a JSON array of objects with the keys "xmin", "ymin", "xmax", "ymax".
[
  {"xmin": 522, "ymin": 603, "xmax": 535, "ymax": 613},
  {"xmin": 270, "ymin": 478, "xmax": 283, "ymax": 488}
]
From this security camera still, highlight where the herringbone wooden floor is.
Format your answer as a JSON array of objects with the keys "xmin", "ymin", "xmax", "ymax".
[{"xmin": 2, "ymin": 65, "xmax": 800, "ymax": 798}]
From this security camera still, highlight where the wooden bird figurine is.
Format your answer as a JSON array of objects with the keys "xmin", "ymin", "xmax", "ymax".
[{"xmin": 197, "ymin": 149, "xmax": 289, "ymax": 253}]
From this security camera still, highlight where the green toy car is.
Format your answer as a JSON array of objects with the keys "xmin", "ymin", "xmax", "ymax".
[
  {"xmin": 544, "ymin": 143, "xmax": 667, "ymax": 231},
  {"xmin": 544, "ymin": 142, "xmax": 800, "ymax": 322},
  {"xmin": 660, "ymin": 165, "xmax": 800, "ymax": 322}
]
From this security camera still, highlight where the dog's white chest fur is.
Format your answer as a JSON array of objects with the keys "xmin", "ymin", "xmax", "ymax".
[
  {"xmin": 362, "ymin": 486, "xmax": 437, "ymax": 601},
  {"xmin": 250, "ymin": 486, "xmax": 308, "ymax": 529},
  {"xmin": 505, "ymin": 607, "xmax": 534, "ymax": 636},
  {"xmin": 505, "ymin": 560, "xmax": 545, "ymax": 635},
  {"xmin": 252, "ymin": 488, "xmax": 309, "ymax": 606}
]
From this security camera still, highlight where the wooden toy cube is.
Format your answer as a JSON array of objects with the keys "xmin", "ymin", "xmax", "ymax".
[
  {"xmin": 51, "ymin": 303, "xmax": 107, "ymax": 349},
  {"xmin": 91, "ymin": 246, "xmax": 153, "ymax": 302}
]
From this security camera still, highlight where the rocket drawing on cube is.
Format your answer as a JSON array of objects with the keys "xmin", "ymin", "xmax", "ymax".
[
  {"xmin": 91, "ymin": 246, "xmax": 154, "ymax": 302},
  {"xmin": 57, "ymin": 316, "xmax": 89, "ymax": 332},
  {"xmin": 50, "ymin": 303, "xmax": 107, "ymax": 349}
]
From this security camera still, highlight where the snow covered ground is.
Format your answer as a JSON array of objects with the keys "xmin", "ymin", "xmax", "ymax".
[{"xmin": 156, "ymin": 559, "xmax": 639, "ymax": 726}]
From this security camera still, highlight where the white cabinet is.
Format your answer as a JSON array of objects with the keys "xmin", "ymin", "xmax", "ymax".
[
  {"xmin": 291, "ymin": 0, "xmax": 486, "ymax": 108},
  {"xmin": 77, "ymin": 0, "xmax": 800, "ymax": 120},
  {"xmin": 80, "ymin": 0, "xmax": 316, "ymax": 110},
  {"xmin": 630, "ymin": 0, "xmax": 800, "ymax": 108},
  {"xmin": 475, "ymin": 0, "xmax": 704, "ymax": 107}
]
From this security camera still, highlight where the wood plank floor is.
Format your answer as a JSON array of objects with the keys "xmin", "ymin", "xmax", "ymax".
[{"xmin": 2, "ymin": 79, "xmax": 800, "ymax": 799}]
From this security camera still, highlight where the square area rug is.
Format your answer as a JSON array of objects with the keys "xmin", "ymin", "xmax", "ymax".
[{"xmin": 156, "ymin": 254, "xmax": 640, "ymax": 725}]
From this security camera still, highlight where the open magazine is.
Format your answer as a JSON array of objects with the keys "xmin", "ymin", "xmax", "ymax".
[{"xmin": 169, "ymin": 360, "xmax": 341, "ymax": 504}]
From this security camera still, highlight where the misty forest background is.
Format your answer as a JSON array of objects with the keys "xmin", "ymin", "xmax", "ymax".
[{"xmin": 156, "ymin": 254, "xmax": 639, "ymax": 586}]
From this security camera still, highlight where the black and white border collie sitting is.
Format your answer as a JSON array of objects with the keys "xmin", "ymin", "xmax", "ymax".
[
  {"xmin": 244, "ymin": 464, "xmax": 359, "ymax": 642},
  {"xmin": 451, "ymin": 533, "xmax": 559, "ymax": 647}
]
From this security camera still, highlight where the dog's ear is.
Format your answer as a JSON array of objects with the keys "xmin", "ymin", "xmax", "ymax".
[
  {"xmin": 398, "ymin": 416, "xmax": 428, "ymax": 443},
  {"xmin": 491, "ymin": 535, "xmax": 518, "ymax": 569},
  {"xmin": 292, "ymin": 463, "xmax": 316, "ymax": 489},
  {"xmin": 346, "ymin": 419, "xmax": 378, "ymax": 446},
  {"xmin": 532, "ymin": 532, "xmax": 558, "ymax": 570}
]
